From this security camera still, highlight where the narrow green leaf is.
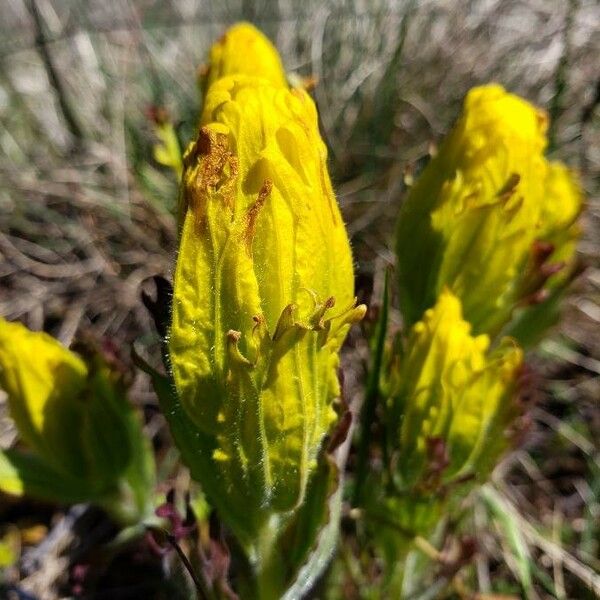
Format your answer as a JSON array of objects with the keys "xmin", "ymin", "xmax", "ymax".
[{"xmin": 481, "ymin": 485, "xmax": 534, "ymax": 599}]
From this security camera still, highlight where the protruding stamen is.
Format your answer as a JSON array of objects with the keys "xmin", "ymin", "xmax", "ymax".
[{"xmin": 226, "ymin": 330, "xmax": 253, "ymax": 367}]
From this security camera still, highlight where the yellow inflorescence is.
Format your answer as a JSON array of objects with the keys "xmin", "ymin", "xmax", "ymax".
[
  {"xmin": 389, "ymin": 289, "xmax": 523, "ymax": 490},
  {"xmin": 0, "ymin": 318, "xmax": 88, "ymax": 476},
  {"xmin": 169, "ymin": 72, "xmax": 363, "ymax": 540},
  {"xmin": 396, "ymin": 84, "xmax": 583, "ymax": 337}
]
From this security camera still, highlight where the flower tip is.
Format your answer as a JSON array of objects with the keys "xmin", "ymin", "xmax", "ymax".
[
  {"xmin": 206, "ymin": 21, "xmax": 287, "ymax": 89},
  {"xmin": 464, "ymin": 83, "xmax": 548, "ymax": 147}
]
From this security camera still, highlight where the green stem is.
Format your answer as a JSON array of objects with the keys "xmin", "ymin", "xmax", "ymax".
[
  {"xmin": 99, "ymin": 477, "xmax": 154, "ymax": 528},
  {"xmin": 254, "ymin": 516, "xmax": 286, "ymax": 600},
  {"xmin": 354, "ymin": 269, "xmax": 391, "ymax": 506}
]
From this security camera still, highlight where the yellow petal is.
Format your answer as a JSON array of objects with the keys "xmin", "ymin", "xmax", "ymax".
[{"xmin": 538, "ymin": 161, "xmax": 583, "ymax": 286}]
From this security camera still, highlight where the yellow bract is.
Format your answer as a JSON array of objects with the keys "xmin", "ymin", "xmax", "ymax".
[
  {"xmin": 169, "ymin": 75, "xmax": 363, "ymax": 541},
  {"xmin": 538, "ymin": 161, "xmax": 583, "ymax": 287},
  {"xmin": 203, "ymin": 22, "xmax": 287, "ymax": 91},
  {"xmin": 0, "ymin": 318, "xmax": 154, "ymax": 523},
  {"xmin": 396, "ymin": 84, "xmax": 583, "ymax": 337},
  {"xmin": 389, "ymin": 289, "xmax": 523, "ymax": 490},
  {"xmin": 0, "ymin": 318, "xmax": 88, "ymax": 475}
]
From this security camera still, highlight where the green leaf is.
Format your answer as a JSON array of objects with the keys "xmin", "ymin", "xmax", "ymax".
[
  {"xmin": 0, "ymin": 530, "xmax": 18, "ymax": 568},
  {"xmin": 481, "ymin": 485, "xmax": 534, "ymax": 599},
  {"xmin": 121, "ymin": 403, "xmax": 156, "ymax": 520},
  {"xmin": 82, "ymin": 370, "xmax": 132, "ymax": 489},
  {"xmin": 0, "ymin": 447, "xmax": 95, "ymax": 504}
]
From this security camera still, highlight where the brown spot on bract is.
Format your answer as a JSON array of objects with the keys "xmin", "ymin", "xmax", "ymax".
[
  {"xmin": 184, "ymin": 127, "xmax": 238, "ymax": 227},
  {"xmin": 243, "ymin": 180, "xmax": 272, "ymax": 254}
]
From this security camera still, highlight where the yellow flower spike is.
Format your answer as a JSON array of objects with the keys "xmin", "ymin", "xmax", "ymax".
[
  {"xmin": 203, "ymin": 22, "xmax": 288, "ymax": 91},
  {"xmin": 0, "ymin": 319, "xmax": 155, "ymax": 524},
  {"xmin": 169, "ymin": 75, "xmax": 364, "ymax": 544},
  {"xmin": 389, "ymin": 289, "xmax": 523, "ymax": 493},
  {"xmin": 396, "ymin": 84, "xmax": 582, "ymax": 338},
  {"xmin": 0, "ymin": 318, "xmax": 88, "ymax": 476}
]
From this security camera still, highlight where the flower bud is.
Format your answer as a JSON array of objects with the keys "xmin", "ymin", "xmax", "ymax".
[
  {"xmin": 388, "ymin": 289, "xmax": 522, "ymax": 494},
  {"xmin": 0, "ymin": 319, "xmax": 154, "ymax": 523},
  {"xmin": 203, "ymin": 22, "xmax": 287, "ymax": 91},
  {"xmin": 396, "ymin": 84, "xmax": 582, "ymax": 337},
  {"xmin": 168, "ymin": 75, "xmax": 364, "ymax": 543},
  {"xmin": 0, "ymin": 319, "xmax": 88, "ymax": 475}
]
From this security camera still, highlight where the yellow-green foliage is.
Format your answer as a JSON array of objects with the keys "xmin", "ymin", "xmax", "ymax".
[
  {"xmin": 0, "ymin": 319, "xmax": 89, "ymax": 479},
  {"xmin": 153, "ymin": 117, "xmax": 183, "ymax": 178}
]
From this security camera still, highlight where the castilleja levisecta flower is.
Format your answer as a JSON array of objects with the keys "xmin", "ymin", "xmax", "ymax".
[
  {"xmin": 168, "ymin": 73, "xmax": 365, "ymax": 544},
  {"xmin": 396, "ymin": 84, "xmax": 583, "ymax": 339}
]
